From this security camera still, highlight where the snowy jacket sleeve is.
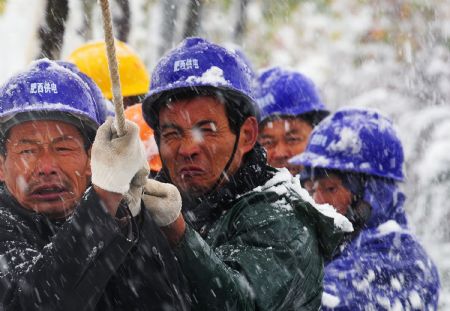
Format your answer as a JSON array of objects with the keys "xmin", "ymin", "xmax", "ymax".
[
  {"xmin": 0, "ymin": 188, "xmax": 136, "ymax": 310},
  {"xmin": 173, "ymin": 191, "xmax": 330, "ymax": 311},
  {"xmin": 321, "ymin": 226, "xmax": 440, "ymax": 310}
]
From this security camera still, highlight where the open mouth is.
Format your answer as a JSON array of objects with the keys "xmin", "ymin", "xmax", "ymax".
[{"xmin": 30, "ymin": 185, "xmax": 69, "ymax": 201}]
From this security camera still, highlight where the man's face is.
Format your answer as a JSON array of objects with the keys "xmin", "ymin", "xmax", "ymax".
[
  {"xmin": 158, "ymin": 96, "xmax": 255, "ymax": 197},
  {"xmin": 0, "ymin": 120, "xmax": 91, "ymax": 219},
  {"xmin": 310, "ymin": 174, "xmax": 352, "ymax": 215},
  {"xmin": 259, "ymin": 117, "xmax": 312, "ymax": 176}
]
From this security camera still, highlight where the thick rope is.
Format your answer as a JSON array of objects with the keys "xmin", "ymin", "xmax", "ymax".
[{"xmin": 99, "ymin": 0, "xmax": 126, "ymax": 136}]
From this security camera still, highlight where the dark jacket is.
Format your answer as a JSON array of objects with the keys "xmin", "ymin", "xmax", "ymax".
[
  {"xmin": 322, "ymin": 178, "xmax": 440, "ymax": 310},
  {"xmin": 0, "ymin": 186, "xmax": 190, "ymax": 311},
  {"xmin": 157, "ymin": 146, "xmax": 350, "ymax": 310}
]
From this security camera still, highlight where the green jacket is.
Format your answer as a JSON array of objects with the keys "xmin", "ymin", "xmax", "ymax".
[{"xmin": 174, "ymin": 168, "xmax": 351, "ymax": 311}]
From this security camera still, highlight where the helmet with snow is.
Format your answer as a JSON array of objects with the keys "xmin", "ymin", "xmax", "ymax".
[
  {"xmin": 0, "ymin": 59, "xmax": 101, "ymax": 147},
  {"xmin": 142, "ymin": 37, "xmax": 257, "ymax": 135},
  {"xmin": 56, "ymin": 60, "xmax": 112, "ymax": 124},
  {"xmin": 255, "ymin": 67, "xmax": 329, "ymax": 126},
  {"xmin": 290, "ymin": 107, "xmax": 404, "ymax": 181}
]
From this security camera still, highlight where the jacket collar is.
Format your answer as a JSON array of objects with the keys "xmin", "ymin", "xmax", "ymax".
[{"xmin": 0, "ymin": 185, "xmax": 64, "ymax": 238}]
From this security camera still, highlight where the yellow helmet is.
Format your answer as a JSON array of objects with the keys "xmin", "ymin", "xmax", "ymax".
[{"xmin": 68, "ymin": 40, "xmax": 150, "ymax": 99}]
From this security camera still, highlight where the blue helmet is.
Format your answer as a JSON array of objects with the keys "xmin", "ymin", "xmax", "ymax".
[
  {"xmin": 56, "ymin": 60, "xmax": 112, "ymax": 124},
  {"xmin": 254, "ymin": 67, "xmax": 329, "ymax": 124},
  {"xmin": 0, "ymin": 59, "xmax": 100, "ymax": 140},
  {"xmin": 142, "ymin": 37, "xmax": 256, "ymax": 130},
  {"xmin": 290, "ymin": 108, "xmax": 404, "ymax": 181}
]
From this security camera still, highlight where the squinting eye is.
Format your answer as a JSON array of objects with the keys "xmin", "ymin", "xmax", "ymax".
[
  {"xmin": 326, "ymin": 186, "xmax": 337, "ymax": 193},
  {"xmin": 55, "ymin": 147, "xmax": 74, "ymax": 152},
  {"xmin": 19, "ymin": 149, "xmax": 38, "ymax": 155},
  {"xmin": 260, "ymin": 140, "xmax": 274, "ymax": 148},
  {"xmin": 162, "ymin": 131, "xmax": 180, "ymax": 139},
  {"xmin": 200, "ymin": 127, "xmax": 215, "ymax": 133},
  {"xmin": 286, "ymin": 137, "xmax": 303, "ymax": 144}
]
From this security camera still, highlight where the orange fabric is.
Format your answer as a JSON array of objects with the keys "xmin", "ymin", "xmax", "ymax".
[{"xmin": 124, "ymin": 104, "xmax": 162, "ymax": 172}]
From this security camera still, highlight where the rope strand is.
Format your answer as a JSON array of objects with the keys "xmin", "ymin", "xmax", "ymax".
[{"xmin": 99, "ymin": 0, "xmax": 126, "ymax": 136}]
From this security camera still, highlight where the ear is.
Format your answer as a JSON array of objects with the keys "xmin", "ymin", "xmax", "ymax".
[
  {"xmin": 85, "ymin": 148, "xmax": 92, "ymax": 177},
  {"xmin": 238, "ymin": 116, "xmax": 258, "ymax": 155},
  {"xmin": 0, "ymin": 155, "xmax": 6, "ymax": 181}
]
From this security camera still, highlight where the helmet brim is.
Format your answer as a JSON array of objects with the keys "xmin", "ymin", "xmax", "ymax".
[
  {"xmin": 0, "ymin": 110, "xmax": 98, "ymax": 144},
  {"xmin": 290, "ymin": 151, "xmax": 404, "ymax": 182},
  {"xmin": 142, "ymin": 85, "xmax": 256, "ymax": 131}
]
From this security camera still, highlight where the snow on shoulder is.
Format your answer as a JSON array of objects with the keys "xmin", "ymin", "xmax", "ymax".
[
  {"xmin": 322, "ymin": 292, "xmax": 340, "ymax": 308},
  {"xmin": 253, "ymin": 168, "xmax": 353, "ymax": 233},
  {"xmin": 375, "ymin": 219, "xmax": 409, "ymax": 237}
]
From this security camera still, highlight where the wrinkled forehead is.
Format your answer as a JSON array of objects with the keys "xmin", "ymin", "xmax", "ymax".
[
  {"xmin": 6, "ymin": 120, "xmax": 84, "ymax": 143},
  {"xmin": 158, "ymin": 96, "xmax": 227, "ymax": 126}
]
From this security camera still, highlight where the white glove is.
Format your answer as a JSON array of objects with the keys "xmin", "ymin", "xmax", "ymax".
[
  {"xmin": 91, "ymin": 119, "xmax": 147, "ymax": 194},
  {"xmin": 142, "ymin": 179, "xmax": 182, "ymax": 227},
  {"xmin": 124, "ymin": 167, "xmax": 149, "ymax": 217}
]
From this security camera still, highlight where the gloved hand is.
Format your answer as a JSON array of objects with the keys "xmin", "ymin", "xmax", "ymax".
[
  {"xmin": 91, "ymin": 119, "xmax": 147, "ymax": 194},
  {"xmin": 142, "ymin": 179, "xmax": 182, "ymax": 227},
  {"xmin": 124, "ymin": 167, "xmax": 149, "ymax": 217}
]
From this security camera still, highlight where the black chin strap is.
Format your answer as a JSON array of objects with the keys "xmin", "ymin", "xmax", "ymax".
[
  {"xmin": 157, "ymin": 130, "xmax": 241, "ymax": 197},
  {"xmin": 208, "ymin": 130, "xmax": 241, "ymax": 194}
]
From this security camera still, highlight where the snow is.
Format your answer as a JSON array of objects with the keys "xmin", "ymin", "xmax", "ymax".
[
  {"xmin": 328, "ymin": 127, "xmax": 362, "ymax": 154},
  {"xmin": 253, "ymin": 168, "xmax": 353, "ymax": 233},
  {"xmin": 322, "ymin": 292, "xmax": 340, "ymax": 308},
  {"xmin": 1, "ymin": 0, "xmax": 449, "ymax": 307},
  {"xmin": 376, "ymin": 220, "xmax": 408, "ymax": 237},
  {"xmin": 408, "ymin": 290, "xmax": 423, "ymax": 309},
  {"xmin": 390, "ymin": 277, "xmax": 402, "ymax": 291},
  {"xmin": 191, "ymin": 127, "xmax": 204, "ymax": 143},
  {"xmin": 185, "ymin": 66, "xmax": 229, "ymax": 86}
]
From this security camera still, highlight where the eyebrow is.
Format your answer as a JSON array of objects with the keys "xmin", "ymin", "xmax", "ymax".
[
  {"xmin": 195, "ymin": 120, "xmax": 217, "ymax": 128},
  {"xmin": 259, "ymin": 134, "xmax": 275, "ymax": 139},
  {"xmin": 14, "ymin": 135, "xmax": 78, "ymax": 145},
  {"xmin": 160, "ymin": 123, "xmax": 183, "ymax": 132},
  {"xmin": 160, "ymin": 120, "xmax": 217, "ymax": 131},
  {"xmin": 285, "ymin": 129, "xmax": 301, "ymax": 135}
]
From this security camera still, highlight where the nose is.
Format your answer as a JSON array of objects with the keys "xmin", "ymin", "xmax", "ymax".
[
  {"xmin": 178, "ymin": 134, "xmax": 201, "ymax": 160},
  {"xmin": 35, "ymin": 149, "xmax": 59, "ymax": 177},
  {"xmin": 313, "ymin": 190, "xmax": 326, "ymax": 205},
  {"xmin": 271, "ymin": 141, "xmax": 292, "ymax": 162}
]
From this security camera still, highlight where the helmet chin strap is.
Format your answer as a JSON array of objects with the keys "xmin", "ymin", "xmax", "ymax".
[
  {"xmin": 158, "ymin": 130, "xmax": 241, "ymax": 199},
  {"xmin": 208, "ymin": 130, "xmax": 241, "ymax": 195}
]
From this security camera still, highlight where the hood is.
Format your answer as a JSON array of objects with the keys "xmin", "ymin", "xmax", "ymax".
[{"xmin": 363, "ymin": 177, "xmax": 408, "ymax": 229}]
